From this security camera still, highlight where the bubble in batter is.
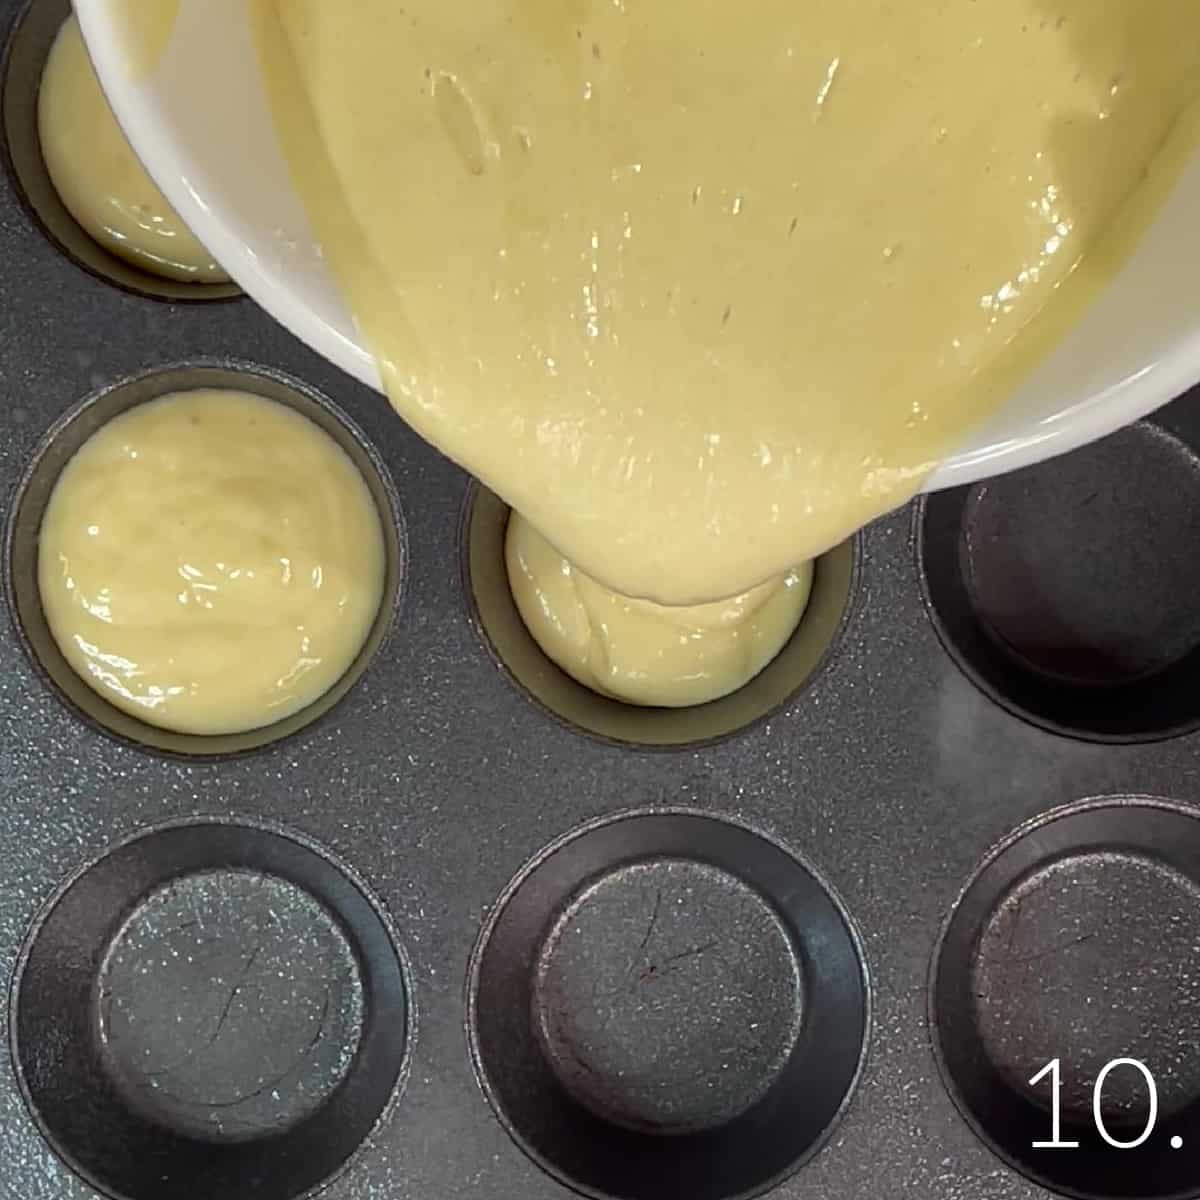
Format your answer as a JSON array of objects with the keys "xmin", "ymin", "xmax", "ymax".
[
  {"xmin": 506, "ymin": 513, "xmax": 812, "ymax": 708},
  {"xmin": 38, "ymin": 389, "xmax": 385, "ymax": 736},
  {"xmin": 38, "ymin": 15, "xmax": 229, "ymax": 284}
]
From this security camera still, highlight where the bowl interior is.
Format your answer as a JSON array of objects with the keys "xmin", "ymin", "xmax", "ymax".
[{"xmin": 75, "ymin": 0, "xmax": 1200, "ymax": 490}]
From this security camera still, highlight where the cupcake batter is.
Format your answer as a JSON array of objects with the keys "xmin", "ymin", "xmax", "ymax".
[
  {"xmin": 253, "ymin": 0, "xmax": 1200, "ymax": 610},
  {"xmin": 39, "ymin": 15, "xmax": 228, "ymax": 284},
  {"xmin": 38, "ymin": 389, "xmax": 385, "ymax": 736},
  {"xmin": 507, "ymin": 513, "xmax": 812, "ymax": 707}
]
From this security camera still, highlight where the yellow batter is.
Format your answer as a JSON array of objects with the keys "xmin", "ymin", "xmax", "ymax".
[
  {"xmin": 253, "ymin": 0, "xmax": 1200, "ymax": 614},
  {"xmin": 39, "ymin": 15, "xmax": 228, "ymax": 284},
  {"xmin": 39, "ymin": 389, "xmax": 385, "ymax": 736},
  {"xmin": 508, "ymin": 513, "xmax": 812, "ymax": 706},
  {"xmin": 110, "ymin": 0, "xmax": 179, "ymax": 80}
]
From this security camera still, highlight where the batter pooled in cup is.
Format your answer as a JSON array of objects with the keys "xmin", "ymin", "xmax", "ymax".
[
  {"xmin": 38, "ymin": 389, "xmax": 384, "ymax": 736},
  {"xmin": 507, "ymin": 513, "xmax": 813, "ymax": 707},
  {"xmin": 39, "ymin": 15, "xmax": 228, "ymax": 284}
]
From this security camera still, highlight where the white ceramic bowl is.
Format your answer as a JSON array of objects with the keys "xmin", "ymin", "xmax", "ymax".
[{"xmin": 77, "ymin": 0, "xmax": 1200, "ymax": 491}]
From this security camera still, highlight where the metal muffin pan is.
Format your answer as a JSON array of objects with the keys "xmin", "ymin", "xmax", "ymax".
[
  {"xmin": 919, "ymin": 407, "xmax": 1200, "ymax": 744},
  {"xmin": 3, "ymin": 0, "xmax": 1200, "ymax": 1197},
  {"xmin": 11, "ymin": 819, "xmax": 412, "ymax": 1200},
  {"xmin": 467, "ymin": 811, "xmax": 868, "ymax": 1200}
]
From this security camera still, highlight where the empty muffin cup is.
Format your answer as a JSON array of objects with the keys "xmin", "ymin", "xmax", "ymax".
[
  {"xmin": 5, "ymin": 362, "xmax": 404, "ymax": 757},
  {"xmin": 1, "ymin": 0, "xmax": 240, "ymax": 301},
  {"xmin": 468, "ymin": 810, "xmax": 869, "ymax": 1200},
  {"xmin": 932, "ymin": 797, "xmax": 1200, "ymax": 1200},
  {"xmin": 918, "ymin": 405, "xmax": 1200, "ymax": 742},
  {"xmin": 11, "ymin": 819, "xmax": 412, "ymax": 1200},
  {"xmin": 463, "ymin": 487, "xmax": 859, "ymax": 747}
]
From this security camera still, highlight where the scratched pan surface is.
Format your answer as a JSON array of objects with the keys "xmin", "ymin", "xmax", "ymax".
[{"xmin": 5, "ymin": 1, "xmax": 1200, "ymax": 1198}]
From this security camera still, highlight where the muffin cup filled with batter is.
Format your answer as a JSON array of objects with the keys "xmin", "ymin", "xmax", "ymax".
[
  {"xmin": 1, "ymin": 0, "xmax": 240, "ymax": 301},
  {"xmin": 464, "ymin": 487, "xmax": 858, "ymax": 748},
  {"xmin": 6, "ymin": 363, "xmax": 404, "ymax": 757},
  {"xmin": 505, "ymin": 511, "xmax": 816, "ymax": 710}
]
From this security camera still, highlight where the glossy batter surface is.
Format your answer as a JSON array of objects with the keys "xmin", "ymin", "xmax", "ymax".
[
  {"xmin": 507, "ymin": 513, "xmax": 812, "ymax": 706},
  {"xmin": 39, "ymin": 390, "xmax": 385, "ymax": 736},
  {"xmin": 258, "ymin": 1, "xmax": 1199, "ymax": 605},
  {"xmin": 39, "ymin": 15, "xmax": 228, "ymax": 283}
]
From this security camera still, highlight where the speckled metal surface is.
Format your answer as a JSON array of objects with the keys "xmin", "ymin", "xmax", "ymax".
[{"xmin": 2, "ymin": 1, "xmax": 1200, "ymax": 1197}]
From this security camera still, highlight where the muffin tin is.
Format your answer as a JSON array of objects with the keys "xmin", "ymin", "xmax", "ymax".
[{"xmin": 4, "ymin": 1, "xmax": 1200, "ymax": 1197}]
